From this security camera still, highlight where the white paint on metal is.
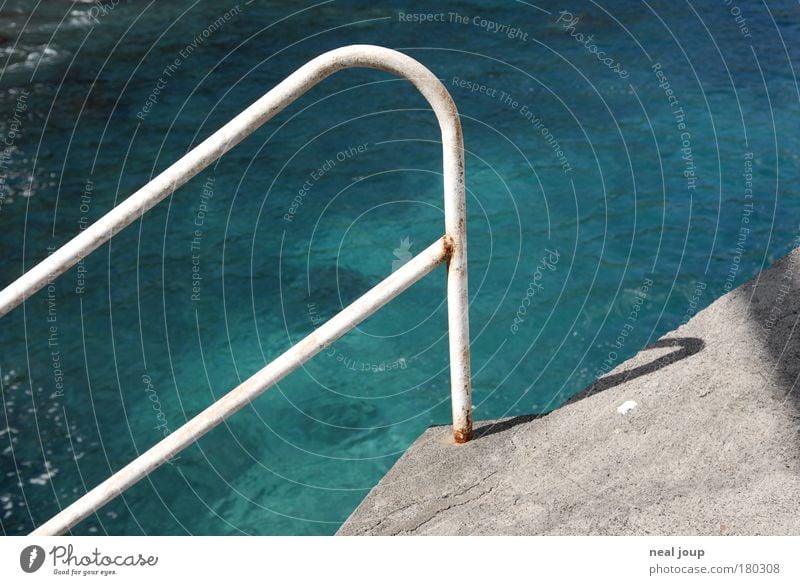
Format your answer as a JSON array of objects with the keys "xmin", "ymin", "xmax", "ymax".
[{"xmin": 2, "ymin": 45, "xmax": 472, "ymax": 535}]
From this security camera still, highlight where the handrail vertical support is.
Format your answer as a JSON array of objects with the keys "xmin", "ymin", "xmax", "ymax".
[{"xmin": 442, "ymin": 125, "xmax": 472, "ymax": 444}]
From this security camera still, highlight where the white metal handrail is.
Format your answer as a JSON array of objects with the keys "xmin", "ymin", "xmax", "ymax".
[{"xmin": 0, "ymin": 45, "xmax": 471, "ymax": 535}]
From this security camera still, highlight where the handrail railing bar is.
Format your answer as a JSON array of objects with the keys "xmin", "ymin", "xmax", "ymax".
[
  {"xmin": 30, "ymin": 236, "xmax": 451, "ymax": 536},
  {"xmin": 0, "ymin": 45, "xmax": 472, "ymax": 441},
  {"xmin": 0, "ymin": 45, "xmax": 473, "ymax": 535}
]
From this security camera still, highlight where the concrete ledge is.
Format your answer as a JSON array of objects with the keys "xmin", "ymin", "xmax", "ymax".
[{"xmin": 338, "ymin": 248, "xmax": 800, "ymax": 535}]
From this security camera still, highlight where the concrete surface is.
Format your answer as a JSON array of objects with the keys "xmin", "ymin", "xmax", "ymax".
[{"xmin": 338, "ymin": 248, "xmax": 800, "ymax": 535}]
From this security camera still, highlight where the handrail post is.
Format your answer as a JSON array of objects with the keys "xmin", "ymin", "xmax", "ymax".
[{"xmin": 442, "ymin": 135, "xmax": 472, "ymax": 444}]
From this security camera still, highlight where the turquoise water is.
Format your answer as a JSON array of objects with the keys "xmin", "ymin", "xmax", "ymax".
[{"xmin": 1, "ymin": 0, "xmax": 798, "ymax": 534}]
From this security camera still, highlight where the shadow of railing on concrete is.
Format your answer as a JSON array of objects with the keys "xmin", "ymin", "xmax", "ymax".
[{"xmin": 473, "ymin": 337, "xmax": 705, "ymax": 440}]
